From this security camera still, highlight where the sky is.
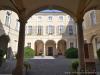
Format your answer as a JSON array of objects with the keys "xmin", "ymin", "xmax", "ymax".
[{"xmin": 40, "ymin": 9, "xmax": 63, "ymax": 13}]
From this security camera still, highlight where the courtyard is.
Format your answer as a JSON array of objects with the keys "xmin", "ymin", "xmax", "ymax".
[
  {"xmin": 0, "ymin": 0, "xmax": 100, "ymax": 75},
  {"xmin": 0, "ymin": 56, "xmax": 100, "ymax": 75},
  {"xmin": 0, "ymin": 56, "xmax": 79, "ymax": 75}
]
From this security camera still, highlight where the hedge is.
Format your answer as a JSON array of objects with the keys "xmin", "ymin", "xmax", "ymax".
[
  {"xmin": 24, "ymin": 47, "xmax": 35, "ymax": 58},
  {"xmin": 97, "ymin": 49, "xmax": 100, "ymax": 60},
  {"xmin": 65, "ymin": 47, "xmax": 78, "ymax": 58}
]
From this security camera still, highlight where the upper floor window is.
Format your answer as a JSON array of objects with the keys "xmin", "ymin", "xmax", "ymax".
[
  {"xmin": 27, "ymin": 26, "xmax": 32, "ymax": 35},
  {"xmin": 70, "ymin": 42, "xmax": 74, "ymax": 48},
  {"xmin": 5, "ymin": 11, "xmax": 11, "ymax": 26},
  {"xmin": 38, "ymin": 16, "xmax": 42, "ymax": 21},
  {"xmin": 90, "ymin": 10, "xmax": 96, "ymax": 25},
  {"xmin": 58, "ymin": 25, "xmax": 65, "ymax": 35},
  {"xmin": 59, "ymin": 16, "xmax": 63, "ymax": 21},
  {"xmin": 37, "ymin": 26, "xmax": 43, "ymax": 35},
  {"xmin": 27, "ymin": 42, "xmax": 31, "ymax": 47},
  {"xmin": 48, "ymin": 16, "xmax": 52, "ymax": 21},
  {"xmin": 47, "ymin": 25, "xmax": 54, "ymax": 35},
  {"xmin": 69, "ymin": 16, "xmax": 73, "ymax": 21},
  {"xmin": 15, "ymin": 19, "xmax": 20, "ymax": 31},
  {"xmin": 68, "ymin": 25, "xmax": 73, "ymax": 35}
]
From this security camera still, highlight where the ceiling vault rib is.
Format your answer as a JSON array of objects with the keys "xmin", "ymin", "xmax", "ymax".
[
  {"xmin": 76, "ymin": 0, "xmax": 92, "ymax": 19},
  {"xmin": 8, "ymin": 0, "xmax": 21, "ymax": 13},
  {"xmin": 83, "ymin": 0, "xmax": 92, "ymax": 13}
]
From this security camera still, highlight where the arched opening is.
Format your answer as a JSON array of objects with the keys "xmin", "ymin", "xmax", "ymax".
[
  {"xmin": 35, "ymin": 40, "xmax": 44, "ymax": 56},
  {"xmin": 45, "ymin": 40, "xmax": 56, "ymax": 56},
  {"xmin": 0, "ymin": 10, "xmax": 19, "ymax": 58},
  {"xmin": 83, "ymin": 10, "xmax": 100, "ymax": 72},
  {"xmin": 0, "ymin": 1, "xmax": 99, "ymax": 74},
  {"xmin": 0, "ymin": 10, "xmax": 20, "ymax": 74},
  {"xmin": 90, "ymin": 35, "xmax": 100, "ymax": 59},
  {"xmin": 84, "ymin": 10, "xmax": 100, "ymax": 59},
  {"xmin": 57, "ymin": 40, "xmax": 66, "ymax": 55},
  {"xmin": 27, "ymin": 5, "xmax": 76, "ymax": 21}
]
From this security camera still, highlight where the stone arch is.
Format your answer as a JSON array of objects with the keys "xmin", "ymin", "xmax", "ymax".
[
  {"xmin": 90, "ymin": 34, "xmax": 97, "ymax": 43},
  {"xmin": 45, "ymin": 40, "xmax": 56, "ymax": 56},
  {"xmin": 89, "ymin": 34, "xmax": 100, "ymax": 59},
  {"xmin": 26, "ymin": 5, "xmax": 76, "ymax": 21},
  {"xmin": 34, "ymin": 40, "xmax": 44, "ymax": 56},
  {"xmin": 57, "ymin": 39, "xmax": 66, "ymax": 55},
  {"xmin": 90, "ymin": 34, "xmax": 100, "ymax": 49}
]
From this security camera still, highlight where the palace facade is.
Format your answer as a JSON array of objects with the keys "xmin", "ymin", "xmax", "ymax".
[{"xmin": 0, "ymin": 10, "xmax": 77, "ymax": 56}]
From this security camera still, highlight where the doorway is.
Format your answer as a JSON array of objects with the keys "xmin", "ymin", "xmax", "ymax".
[{"xmin": 48, "ymin": 47, "xmax": 53, "ymax": 56}]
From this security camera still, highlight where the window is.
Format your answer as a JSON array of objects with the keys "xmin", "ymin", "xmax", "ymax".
[
  {"xmin": 27, "ymin": 42, "xmax": 31, "ymax": 47},
  {"xmin": 47, "ymin": 25, "xmax": 54, "ymax": 35},
  {"xmin": 32, "ymin": 26, "xmax": 37, "ymax": 35},
  {"xmin": 48, "ymin": 16, "xmax": 52, "ymax": 21},
  {"xmin": 27, "ymin": 26, "xmax": 32, "ymax": 35},
  {"xmin": 15, "ymin": 19, "xmax": 20, "ymax": 31},
  {"xmin": 38, "ymin": 16, "xmax": 42, "ymax": 21},
  {"xmin": 69, "ymin": 16, "xmax": 73, "ymax": 21},
  {"xmin": 96, "ymin": 38, "xmax": 100, "ymax": 50},
  {"xmin": 58, "ymin": 25, "xmax": 64, "ymax": 35},
  {"xmin": 59, "ymin": 16, "xmax": 63, "ymax": 21},
  {"xmin": 37, "ymin": 26, "xmax": 43, "ymax": 35},
  {"xmin": 5, "ymin": 11, "xmax": 11, "ymax": 26},
  {"xmin": 68, "ymin": 25, "xmax": 73, "ymax": 35},
  {"xmin": 90, "ymin": 11, "xmax": 96, "ymax": 25},
  {"xmin": 70, "ymin": 42, "xmax": 74, "ymax": 48}
]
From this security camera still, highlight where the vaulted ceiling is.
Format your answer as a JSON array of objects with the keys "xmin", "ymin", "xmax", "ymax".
[{"xmin": 0, "ymin": 0, "xmax": 100, "ymax": 21}]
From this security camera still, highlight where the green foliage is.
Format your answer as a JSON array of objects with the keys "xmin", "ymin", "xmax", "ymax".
[
  {"xmin": 97, "ymin": 49, "xmax": 100, "ymax": 60},
  {"xmin": 0, "ymin": 34, "xmax": 10, "ymax": 43},
  {"xmin": 0, "ymin": 49, "xmax": 6, "ymax": 67},
  {"xmin": 72, "ymin": 60, "xmax": 79, "ymax": 72},
  {"xmin": 24, "ymin": 47, "xmax": 35, "ymax": 58},
  {"xmin": 65, "ymin": 47, "xmax": 78, "ymax": 58}
]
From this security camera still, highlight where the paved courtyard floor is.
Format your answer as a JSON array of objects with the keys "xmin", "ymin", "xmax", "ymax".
[
  {"xmin": 0, "ymin": 56, "xmax": 100, "ymax": 75},
  {"xmin": 33, "ymin": 56, "xmax": 55, "ymax": 59}
]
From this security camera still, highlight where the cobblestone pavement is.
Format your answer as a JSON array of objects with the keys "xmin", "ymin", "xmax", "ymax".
[{"xmin": 0, "ymin": 56, "xmax": 100, "ymax": 75}]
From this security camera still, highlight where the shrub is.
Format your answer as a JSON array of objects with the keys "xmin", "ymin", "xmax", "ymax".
[
  {"xmin": 65, "ymin": 47, "xmax": 78, "ymax": 58},
  {"xmin": 72, "ymin": 60, "xmax": 79, "ymax": 72},
  {"xmin": 97, "ymin": 49, "xmax": 100, "ymax": 60},
  {"xmin": 24, "ymin": 47, "xmax": 35, "ymax": 58},
  {"xmin": 0, "ymin": 49, "xmax": 6, "ymax": 67}
]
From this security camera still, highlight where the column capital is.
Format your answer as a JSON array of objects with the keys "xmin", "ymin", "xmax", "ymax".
[
  {"xmin": 76, "ymin": 19, "xmax": 84, "ymax": 23},
  {"xmin": 18, "ymin": 18, "xmax": 27, "ymax": 24},
  {"xmin": 75, "ymin": 17, "xmax": 84, "ymax": 24}
]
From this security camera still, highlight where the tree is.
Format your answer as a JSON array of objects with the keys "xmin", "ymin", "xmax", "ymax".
[{"xmin": 0, "ymin": 34, "xmax": 10, "ymax": 66}]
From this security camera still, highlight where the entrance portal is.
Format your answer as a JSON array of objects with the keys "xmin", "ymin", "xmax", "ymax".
[
  {"xmin": 48, "ymin": 47, "xmax": 53, "ymax": 56},
  {"xmin": 57, "ymin": 40, "xmax": 66, "ymax": 55},
  {"xmin": 35, "ymin": 40, "xmax": 44, "ymax": 56},
  {"xmin": 45, "ymin": 40, "xmax": 56, "ymax": 56}
]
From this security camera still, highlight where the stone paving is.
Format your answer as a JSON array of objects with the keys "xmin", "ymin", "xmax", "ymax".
[
  {"xmin": 27, "ymin": 56, "xmax": 76, "ymax": 75},
  {"xmin": 33, "ymin": 56, "xmax": 55, "ymax": 59},
  {"xmin": 0, "ymin": 56, "xmax": 100, "ymax": 75}
]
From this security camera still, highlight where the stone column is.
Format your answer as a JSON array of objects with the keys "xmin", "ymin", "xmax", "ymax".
[
  {"xmin": 43, "ymin": 26, "xmax": 46, "ymax": 35},
  {"xmin": 55, "ymin": 26, "xmax": 56, "ymax": 36},
  {"xmin": 12, "ymin": 19, "xmax": 26, "ymax": 75},
  {"xmin": 56, "ymin": 43, "xmax": 58, "ymax": 55},
  {"xmin": 43, "ymin": 44, "xmax": 46, "ymax": 56},
  {"xmin": 76, "ymin": 19, "xmax": 85, "ymax": 72}
]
